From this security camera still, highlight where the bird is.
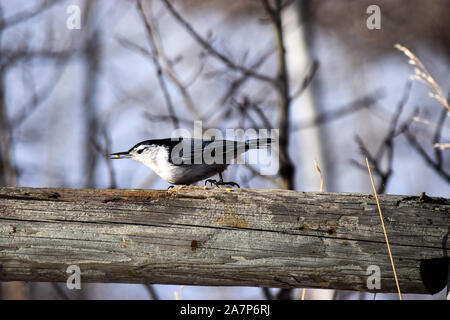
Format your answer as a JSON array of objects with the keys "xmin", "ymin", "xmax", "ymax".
[{"xmin": 110, "ymin": 137, "xmax": 272, "ymax": 188}]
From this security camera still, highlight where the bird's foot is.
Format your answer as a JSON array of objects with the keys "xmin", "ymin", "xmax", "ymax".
[{"xmin": 205, "ymin": 179, "xmax": 240, "ymax": 188}]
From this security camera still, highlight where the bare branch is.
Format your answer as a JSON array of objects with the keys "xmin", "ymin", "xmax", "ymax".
[
  {"xmin": 143, "ymin": 4, "xmax": 200, "ymax": 118},
  {"xmin": 292, "ymin": 90, "xmax": 383, "ymax": 131},
  {"xmin": 218, "ymin": 47, "xmax": 275, "ymax": 106},
  {"xmin": 432, "ymin": 107, "xmax": 449, "ymax": 166},
  {"xmin": 352, "ymin": 83, "xmax": 411, "ymax": 194},
  {"xmin": 160, "ymin": 0, "xmax": 278, "ymax": 87},
  {"xmin": 116, "ymin": 36, "xmax": 153, "ymax": 56},
  {"xmin": 375, "ymin": 82, "xmax": 412, "ymax": 163},
  {"xmin": 290, "ymin": 60, "xmax": 319, "ymax": 101},
  {"xmin": 248, "ymin": 99, "xmax": 274, "ymax": 129},
  {"xmin": 261, "ymin": 0, "xmax": 294, "ymax": 190},
  {"xmin": 142, "ymin": 112, "xmax": 192, "ymax": 126},
  {"xmin": 404, "ymin": 126, "xmax": 450, "ymax": 183},
  {"xmin": 90, "ymin": 127, "xmax": 117, "ymax": 189},
  {"xmin": 136, "ymin": 0, "xmax": 179, "ymax": 129},
  {"xmin": 0, "ymin": 0, "xmax": 62, "ymax": 30},
  {"xmin": 12, "ymin": 60, "xmax": 70, "ymax": 128},
  {"xmin": 243, "ymin": 163, "xmax": 281, "ymax": 187},
  {"xmin": 0, "ymin": 49, "xmax": 72, "ymax": 72}
]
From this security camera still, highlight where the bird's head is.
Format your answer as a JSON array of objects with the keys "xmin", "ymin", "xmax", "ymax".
[
  {"xmin": 110, "ymin": 138, "xmax": 181, "ymax": 162},
  {"xmin": 110, "ymin": 142, "xmax": 155, "ymax": 161}
]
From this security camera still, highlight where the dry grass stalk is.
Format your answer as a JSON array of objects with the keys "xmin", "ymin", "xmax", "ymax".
[
  {"xmin": 313, "ymin": 159, "xmax": 324, "ymax": 192},
  {"xmin": 433, "ymin": 143, "xmax": 450, "ymax": 150},
  {"xmin": 366, "ymin": 158, "xmax": 402, "ymax": 300},
  {"xmin": 395, "ymin": 44, "xmax": 450, "ymax": 113},
  {"xmin": 174, "ymin": 285, "xmax": 184, "ymax": 300},
  {"xmin": 301, "ymin": 288, "xmax": 306, "ymax": 300}
]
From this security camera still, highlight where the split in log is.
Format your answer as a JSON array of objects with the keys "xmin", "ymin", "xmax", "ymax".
[{"xmin": 0, "ymin": 186, "xmax": 448, "ymax": 294}]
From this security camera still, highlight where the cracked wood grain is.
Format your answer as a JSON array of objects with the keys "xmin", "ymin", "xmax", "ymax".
[{"xmin": 0, "ymin": 186, "xmax": 448, "ymax": 294}]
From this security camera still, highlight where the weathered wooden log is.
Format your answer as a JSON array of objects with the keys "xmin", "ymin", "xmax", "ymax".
[{"xmin": 0, "ymin": 186, "xmax": 448, "ymax": 294}]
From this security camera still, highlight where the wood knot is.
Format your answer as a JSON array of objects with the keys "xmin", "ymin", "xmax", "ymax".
[{"xmin": 190, "ymin": 240, "xmax": 198, "ymax": 251}]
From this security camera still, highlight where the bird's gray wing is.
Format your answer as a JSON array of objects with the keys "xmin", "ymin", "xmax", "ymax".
[{"xmin": 169, "ymin": 139, "xmax": 247, "ymax": 165}]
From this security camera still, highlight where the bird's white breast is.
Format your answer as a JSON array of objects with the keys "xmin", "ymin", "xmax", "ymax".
[
  {"xmin": 134, "ymin": 145, "xmax": 174, "ymax": 181},
  {"xmin": 133, "ymin": 145, "xmax": 226, "ymax": 184}
]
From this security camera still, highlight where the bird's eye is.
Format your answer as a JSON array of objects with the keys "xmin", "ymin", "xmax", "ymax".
[{"xmin": 137, "ymin": 149, "xmax": 144, "ymax": 154}]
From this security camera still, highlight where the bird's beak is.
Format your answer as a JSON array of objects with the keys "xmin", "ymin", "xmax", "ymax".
[{"xmin": 110, "ymin": 152, "xmax": 131, "ymax": 159}]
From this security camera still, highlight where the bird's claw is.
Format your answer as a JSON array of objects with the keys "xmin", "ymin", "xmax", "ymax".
[
  {"xmin": 205, "ymin": 179, "xmax": 217, "ymax": 187},
  {"xmin": 204, "ymin": 179, "xmax": 240, "ymax": 188},
  {"xmin": 222, "ymin": 181, "xmax": 240, "ymax": 188}
]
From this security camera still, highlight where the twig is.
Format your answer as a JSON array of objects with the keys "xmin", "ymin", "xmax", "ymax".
[
  {"xmin": 403, "ymin": 126, "xmax": 450, "ymax": 183},
  {"xmin": 1, "ymin": 0, "xmax": 61, "ymax": 30},
  {"xmin": 352, "ymin": 83, "xmax": 410, "ymax": 194},
  {"xmin": 432, "ymin": 107, "xmax": 449, "ymax": 166},
  {"xmin": 139, "ymin": 3, "xmax": 200, "ymax": 118},
  {"xmin": 12, "ymin": 59, "xmax": 69, "ymax": 128},
  {"xmin": 160, "ymin": 0, "xmax": 278, "ymax": 87},
  {"xmin": 136, "ymin": 0, "xmax": 179, "ymax": 129},
  {"xmin": 0, "ymin": 48, "xmax": 73, "ymax": 73},
  {"xmin": 217, "ymin": 48, "xmax": 275, "ymax": 106},
  {"xmin": 291, "ymin": 60, "xmax": 319, "ymax": 101},
  {"xmin": 249, "ymin": 100, "xmax": 274, "ymax": 129},
  {"xmin": 116, "ymin": 36, "xmax": 152, "ymax": 56},
  {"xmin": 366, "ymin": 158, "xmax": 402, "ymax": 300},
  {"xmin": 243, "ymin": 163, "xmax": 281, "ymax": 187},
  {"xmin": 142, "ymin": 112, "xmax": 193, "ymax": 126},
  {"xmin": 292, "ymin": 90, "xmax": 382, "ymax": 131},
  {"xmin": 90, "ymin": 127, "xmax": 117, "ymax": 189}
]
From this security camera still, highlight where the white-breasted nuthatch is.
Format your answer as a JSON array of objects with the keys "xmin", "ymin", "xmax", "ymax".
[{"xmin": 110, "ymin": 137, "xmax": 272, "ymax": 187}]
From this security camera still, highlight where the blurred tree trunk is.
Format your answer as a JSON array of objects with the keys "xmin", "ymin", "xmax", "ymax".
[
  {"xmin": 267, "ymin": 0, "xmax": 328, "ymax": 299},
  {"xmin": 294, "ymin": 0, "xmax": 327, "ymax": 192},
  {"xmin": 0, "ymin": 20, "xmax": 16, "ymax": 187},
  {"xmin": 82, "ymin": 0, "xmax": 101, "ymax": 188},
  {"xmin": 288, "ymin": 0, "xmax": 334, "ymax": 300},
  {"xmin": 0, "ymin": 73, "xmax": 16, "ymax": 187}
]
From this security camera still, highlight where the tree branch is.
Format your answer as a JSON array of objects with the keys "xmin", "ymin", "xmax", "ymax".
[
  {"xmin": 136, "ymin": 0, "xmax": 179, "ymax": 129},
  {"xmin": 160, "ymin": 0, "xmax": 278, "ymax": 87}
]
